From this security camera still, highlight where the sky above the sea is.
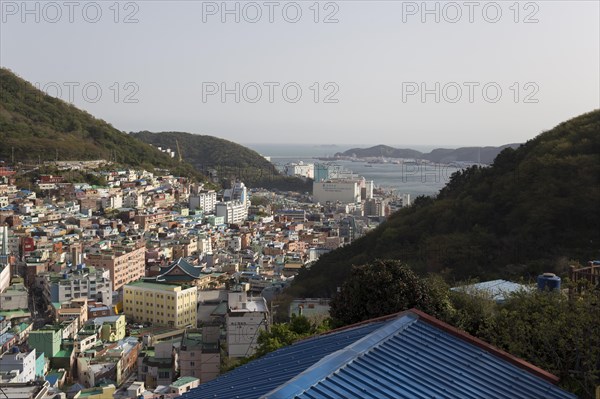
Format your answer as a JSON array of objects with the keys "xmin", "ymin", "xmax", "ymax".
[{"xmin": 1, "ymin": 1, "xmax": 598, "ymax": 146}]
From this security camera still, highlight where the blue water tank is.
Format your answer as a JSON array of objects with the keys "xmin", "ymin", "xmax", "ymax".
[
  {"xmin": 12, "ymin": 346, "xmax": 19, "ymax": 353},
  {"xmin": 537, "ymin": 273, "xmax": 561, "ymax": 291},
  {"xmin": 63, "ymin": 273, "xmax": 69, "ymax": 279}
]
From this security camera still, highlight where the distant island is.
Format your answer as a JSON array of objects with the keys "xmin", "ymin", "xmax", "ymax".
[{"xmin": 333, "ymin": 144, "xmax": 521, "ymax": 165}]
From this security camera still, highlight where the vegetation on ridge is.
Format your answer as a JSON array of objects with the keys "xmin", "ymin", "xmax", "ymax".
[
  {"xmin": 0, "ymin": 68, "xmax": 200, "ymax": 181},
  {"xmin": 289, "ymin": 110, "xmax": 600, "ymax": 297},
  {"xmin": 132, "ymin": 131, "xmax": 312, "ymax": 191}
]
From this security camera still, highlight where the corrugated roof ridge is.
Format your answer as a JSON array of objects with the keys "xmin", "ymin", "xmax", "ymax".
[
  {"xmin": 260, "ymin": 313, "xmax": 419, "ymax": 399},
  {"xmin": 309, "ymin": 310, "xmax": 407, "ymax": 338},
  {"xmin": 408, "ymin": 308, "xmax": 562, "ymax": 385}
]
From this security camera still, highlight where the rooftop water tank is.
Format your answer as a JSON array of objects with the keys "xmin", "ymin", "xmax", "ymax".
[
  {"xmin": 12, "ymin": 346, "xmax": 19, "ymax": 353},
  {"xmin": 537, "ymin": 273, "xmax": 561, "ymax": 291}
]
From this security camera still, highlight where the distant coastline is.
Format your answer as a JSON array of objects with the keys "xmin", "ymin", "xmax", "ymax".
[
  {"xmin": 243, "ymin": 143, "xmax": 450, "ymax": 158},
  {"xmin": 244, "ymin": 143, "xmax": 520, "ymax": 165}
]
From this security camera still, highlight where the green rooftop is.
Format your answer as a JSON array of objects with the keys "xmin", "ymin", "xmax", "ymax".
[
  {"xmin": 0, "ymin": 309, "xmax": 31, "ymax": 319},
  {"xmin": 126, "ymin": 280, "xmax": 186, "ymax": 291},
  {"xmin": 143, "ymin": 349, "xmax": 155, "ymax": 357},
  {"xmin": 211, "ymin": 302, "xmax": 228, "ymax": 316},
  {"xmin": 182, "ymin": 332, "xmax": 203, "ymax": 348},
  {"xmin": 54, "ymin": 348, "xmax": 73, "ymax": 358},
  {"xmin": 77, "ymin": 388, "xmax": 104, "ymax": 397},
  {"xmin": 171, "ymin": 376, "xmax": 199, "ymax": 387}
]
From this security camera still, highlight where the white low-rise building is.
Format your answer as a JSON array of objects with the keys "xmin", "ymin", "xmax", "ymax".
[
  {"xmin": 40, "ymin": 267, "xmax": 113, "ymax": 306},
  {"xmin": 0, "ymin": 284, "xmax": 28, "ymax": 310},
  {"xmin": 286, "ymin": 162, "xmax": 314, "ymax": 179},
  {"xmin": 0, "ymin": 349, "xmax": 37, "ymax": 383},
  {"xmin": 313, "ymin": 180, "xmax": 361, "ymax": 204},
  {"xmin": 226, "ymin": 289, "xmax": 269, "ymax": 358}
]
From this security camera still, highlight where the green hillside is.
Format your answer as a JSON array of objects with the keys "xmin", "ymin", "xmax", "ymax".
[
  {"xmin": 291, "ymin": 110, "xmax": 600, "ymax": 297},
  {"xmin": 132, "ymin": 131, "xmax": 312, "ymax": 191},
  {"xmin": 0, "ymin": 68, "xmax": 201, "ymax": 178}
]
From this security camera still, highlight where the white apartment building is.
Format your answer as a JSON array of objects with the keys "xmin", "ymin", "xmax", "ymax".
[
  {"xmin": 123, "ymin": 191, "xmax": 144, "ymax": 208},
  {"xmin": 189, "ymin": 190, "xmax": 217, "ymax": 214},
  {"xmin": 41, "ymin": 267, "xmax": 113, "ymax": 306},
  {"xmin": 216, "ymin": 201, "xmax": 248, "ymax": 225},
  {"xmin": 197, "ymin": 235, "xmax": 212, "ymax": 255},
  {"xmin": 101, "ymin": 195, "xmax": 123, "ymax": 210}
]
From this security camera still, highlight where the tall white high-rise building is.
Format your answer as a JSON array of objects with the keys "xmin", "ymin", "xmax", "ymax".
[
  {"xmin": 0, "ymin": 225, "xmax": 11, "ymax": 294},
  {"xmin": 224, "ymin": 182, "xmax": 248, "ymax": 207}
]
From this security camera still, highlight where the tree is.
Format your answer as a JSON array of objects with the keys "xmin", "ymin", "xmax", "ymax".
[
  {"xmin": 445, "ymin": 289, "xmax": 496, "ymax": 337},
  {"xmin": 477, "ymin": 283, "xmax": 600, "ymax": 398},
  {"xmin": 255, "ymin": 323, "xmax": 299, "ymax": 357},
  {"xmin": 329, "ymin": 259, "xmax": 452, "ymax": 327},
  {"xmin": 255, "ymin": 315, "xmax": 325, "ymax": 357}
]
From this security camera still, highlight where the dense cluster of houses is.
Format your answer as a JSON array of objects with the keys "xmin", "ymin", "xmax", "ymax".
[{"xmin": 0, "ymin": 164, "xmax": 378, "ymax": 398}]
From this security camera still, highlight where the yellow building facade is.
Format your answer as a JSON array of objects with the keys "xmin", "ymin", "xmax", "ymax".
[{"xmin": 123, "ymin": 281, "xmax": 197, "ymax": 328}]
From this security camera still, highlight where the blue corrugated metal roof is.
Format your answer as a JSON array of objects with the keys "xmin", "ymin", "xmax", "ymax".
[
  {"xmin": 182, "ymin": 311, "xmax": 576, "ymax": 399},
  {"xmin": 180, "ymin": 321, "xmax": 386, "ymax": 399}
]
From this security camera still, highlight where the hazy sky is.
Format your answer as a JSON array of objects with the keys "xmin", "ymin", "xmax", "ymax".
[{"xmin": 1, "ymin": 1, "xmax": 598, "ymax": 146}]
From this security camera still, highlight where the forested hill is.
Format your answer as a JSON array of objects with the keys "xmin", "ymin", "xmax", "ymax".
[
  {"xmin": 0, "ymin": 68, "xmax": 200, "ymax": 178},
  {"xmin": 337, "ymin": 144, "xmax": 520, "ymax": 164},
  {"xmin": 132, "ymin": 131, "xmax": 312, "ymax": 191},
  {"xmin": 290, "ymin": 110, "xmax": 600, "ymax": 297}
]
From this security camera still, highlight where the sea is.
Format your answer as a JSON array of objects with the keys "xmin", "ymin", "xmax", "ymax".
[{"xmin": 243, "ymin": 143, "xmax": 464, "ymax": 198}]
